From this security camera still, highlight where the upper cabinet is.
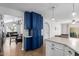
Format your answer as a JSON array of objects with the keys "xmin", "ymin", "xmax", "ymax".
[
  {"xmin": 24, "ymin": 12, "xmax": 31, "ymax": 29},
  {"xmin": 38, "ymin": 14, "xmax": 43, "ymax": 29},
  {"xmin": 24, "ymin": 12, "xmax": 43, "ymax": 29},
  {"xmin": 41, "ymin": 16, "xmax": 43, "ymax": 29},
  {"xmin": 24, "ymin": 11, "xmax": 43, "ymax": 50},
  {"xmin": 31, "ymin": 12, "xmax": 37, "ymax": 29},
  {"xmin": 31, "ymin": 12, "xmax": 43, "ymax": 29}
]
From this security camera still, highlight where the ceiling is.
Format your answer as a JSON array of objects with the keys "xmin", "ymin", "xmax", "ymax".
[{"xmin": 0, "ymin": 3, "xmax": 79, "ymax": 21}]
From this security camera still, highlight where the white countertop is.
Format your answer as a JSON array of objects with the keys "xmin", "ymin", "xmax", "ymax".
[
  {"xmin": 25, "ymin": 36, "xmax": 32, "ymax": 38},
  {"xmin": 46, "ymin": 37, "xmax": 79, "ymax": 54}
]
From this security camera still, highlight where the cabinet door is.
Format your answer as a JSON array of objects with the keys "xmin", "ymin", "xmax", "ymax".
[
  {"xmin": 54, "ymin": 48, "xmax": 64, "ymax": 56},
  {"xmin": 32, "ymin": 29, "xmax": 38, "ymax": 49},
  {"xmin": 32, "ymin": 30, "xmax": 42, "ymax": 49},
  {"xmin": 31, "ymin": 12, "xmax": 37, "ymax": 29},
  {"xmin": 40, "ymin": 36, "xmax": 43, "ymax": 46},
  {"xmin": 40, "ymin": 15, "xmax": 43, "ymax": 29},
  {"xmin": 46, "ymin": 41, "xmax": 64, "ymax": 56},
  {"xmin": 46, "ymin": 41, "xmax": 64, "ymax": 50},
  {"xmin": 24, "ymin": 12, "xmax": 31, "ymax": 29},
  {"xmin": 32, "ymin": 12, "xmax": 43, "ymax": 29},
  {"xmin": 64, "ymin": 46, "xmax": 75, "ymax": 56},
  {"xmin": 46, "ymin": 44, "xmax": 64, "ymax": 56},
  {"xmin": 24, "ymin": 37, "xmax": 32, "ymax": 50},
  {"xmin": 37, "ymin": 14, "xmax": 40, "ymax": 29},
  {"xmin": 46, "ymin": 41, "xmax": 55, "ymax": 56},
  {"xmin": 37, "ymin": 14, "xmax": 43, "ymax": 29}
]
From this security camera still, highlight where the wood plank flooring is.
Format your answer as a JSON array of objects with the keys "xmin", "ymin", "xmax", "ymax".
[{"xmin": 0, "ymin": 37, "xmax": 45, "ymax": 56}]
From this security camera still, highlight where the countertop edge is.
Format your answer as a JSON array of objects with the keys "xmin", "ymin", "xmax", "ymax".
[{"xmin": 45, "ymin": 39, "xmax": 79, "ymax": 54}]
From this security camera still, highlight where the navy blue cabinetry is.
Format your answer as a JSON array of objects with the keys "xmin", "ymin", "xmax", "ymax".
[
  {"xmin": 31, "ymin": 12, "xmax": 37, "ymax": 29},
  {"xmin": 32, "ymin": 29, "xmax": 37, "ymax": 49},
  {"xmin": 40, "ymin": 36, "xmax": 43, "ymax": 46},
  {"xmin": 24, "ymin": 37, "xmax": 32, "ymax": 50},
  {"xmin": 37, "ymin": 14, "xmax": 40, "ymax": 29},
  {"xmin": 24, "ymin": 12, "xmax": 43, "ymax": 50},
  {"xmin": 31, "ymin": 12, "xmax": 43, "ymax": 29},
  {"xmin": 24, "ymin": 12, "xmax": 31, "ymax": 29},
  {"xmin": 41, "ymin": 16, "xmax": 43, "ymax": 29},
  {"xmin": 32, "ymin": 29, "xmax": 41, "ymax": 49}
]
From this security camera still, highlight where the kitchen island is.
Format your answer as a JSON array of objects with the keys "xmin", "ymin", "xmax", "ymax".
[{"xmin": 45, "ymin": 37, "xmax": 79, "ymax": 56}]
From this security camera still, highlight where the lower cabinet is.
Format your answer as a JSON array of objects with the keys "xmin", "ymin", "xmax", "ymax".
[
  {"xmin": 46, "ymin": 41, "xmax": 64, "ymax": 56},
  {"xmin": 64, "ymin": 46, "xmax": 75, "ymax": 56},
  {"xmin": 24, "ymin": 37, "xmax": 32, "ymax": 50},
  {"xmin": 46, "ymin": 41, "xmax": 75, "ymax": 56}
]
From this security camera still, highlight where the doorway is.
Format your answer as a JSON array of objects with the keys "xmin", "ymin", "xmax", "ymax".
[{"xmin": 2, "ymin": 15, "xmax": 23, "ymax": 55}]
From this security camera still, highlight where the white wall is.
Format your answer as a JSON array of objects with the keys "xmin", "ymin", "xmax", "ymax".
[
  {"xmin": 43, "ymin": 18, "xmax": 72, "ymax": 40},
  {"xmin": 43, "ymin": 18, "xmax": 62, "ymax": 39},
  {"xmin": 50, "ymin": 21, "xmax": 61, "ymax": 37},
  {"xmin": 61, "ymin": 24, "xmax": 69, "ymax": 34},
  {"xmin": 43, "ymin": 19, "xmax": 50, "ymax": 39}
]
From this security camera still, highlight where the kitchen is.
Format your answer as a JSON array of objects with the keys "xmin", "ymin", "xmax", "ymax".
[{"xmin": 0, "ymin": 3, "xmax": 79, "ymax": 56}]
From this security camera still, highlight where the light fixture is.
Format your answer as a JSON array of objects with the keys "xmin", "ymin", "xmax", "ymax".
[
  {"xmin": 51, "ymin": 6, "xmax": 55, "ymax": 21},
  {"xmin": 72, "ymin": 3, "xmax": 77, "ymax": 17},
  {"xmin": 72, "ymin": 3, "xmax": 77, "ymax": 24},
  {"xmin": 72, "ymin": 20, "xmax": 76, "ymax": 24}
]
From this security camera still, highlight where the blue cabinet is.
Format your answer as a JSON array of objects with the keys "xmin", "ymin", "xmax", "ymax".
[
  {"xmin": 24, "ymin": 12, "xmax": 31, "ymax": 29},
  {"xmin": 31, "ymin": 12, "xmax": 43, "ymax": 29},
  {"xmin": 32, "ymin": 29, "xmax": 38, "ymax": 49},
  {"xmin": 32, "ymin": 29, "xmax": 42, "ymax": 49},
  {"xmin": 38, "ymin": 14, "xmax": 43, "ymax": 29},
  {"xmin": 31, "ymin": 12, "xmax": 37, "ymax": 29},
  {"xmin": 24, "ymin": 12, "xmax": 43, "ymax": 50},
  {"xmin": 40, "ymin": 16, "xmax": 43, "ymax": 29},
  {"xmin": 24, "ymin": 37, "xmax": 32, "ymax": 50}
]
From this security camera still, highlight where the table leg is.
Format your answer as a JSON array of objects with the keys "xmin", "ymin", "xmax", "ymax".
[{"xmin": 10, "ymin": 37, "xmax": 11, "ymax": 45}]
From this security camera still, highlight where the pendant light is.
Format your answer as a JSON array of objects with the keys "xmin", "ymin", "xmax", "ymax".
[
  {"xmin": 51, "ymin": 6, "xmax": 55, "ymax": 21},
  {"xmin": 72, "ymin": 20, "xmax": 76, "ymax": 24},
  {"xmin": 72, "ymin": 3, "xmax": 77, "ymax": 24},
  {"xmin": 72, "ymin": 3, "xmax": 77, "ymax": 17}
]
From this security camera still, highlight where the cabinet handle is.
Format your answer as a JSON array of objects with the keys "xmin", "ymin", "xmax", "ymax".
[
  {"xmin": 52, "ymin": 44, "xmax": 55, "ymax": 46},
  {"xmin": 51, "ymin": 48, "xmax": 54, "ymax": 50},
  {"xmin": 68, "ymin": 51, "xmax": 72, "ymax": 54}
]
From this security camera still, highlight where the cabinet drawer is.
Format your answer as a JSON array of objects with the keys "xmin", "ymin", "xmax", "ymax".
[
  {"xmin": 46, "ymin": 41, "xmax": 64, "ymax": 50},
  {"xmin": 46, "ymin": 44, "xmax": 55, "ymax": 56},
  {"xmin": 64, "ymin": 46, "xmax": 75, "ymax": 56},
  {"xmin": 46, "ymin": 42, "xmax": 64, "ymax": 56}
]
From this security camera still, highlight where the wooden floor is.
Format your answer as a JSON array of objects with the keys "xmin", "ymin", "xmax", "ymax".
[{"xmin": 0, "ymin": 37, "xmax": 45, "ymax": 56}]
